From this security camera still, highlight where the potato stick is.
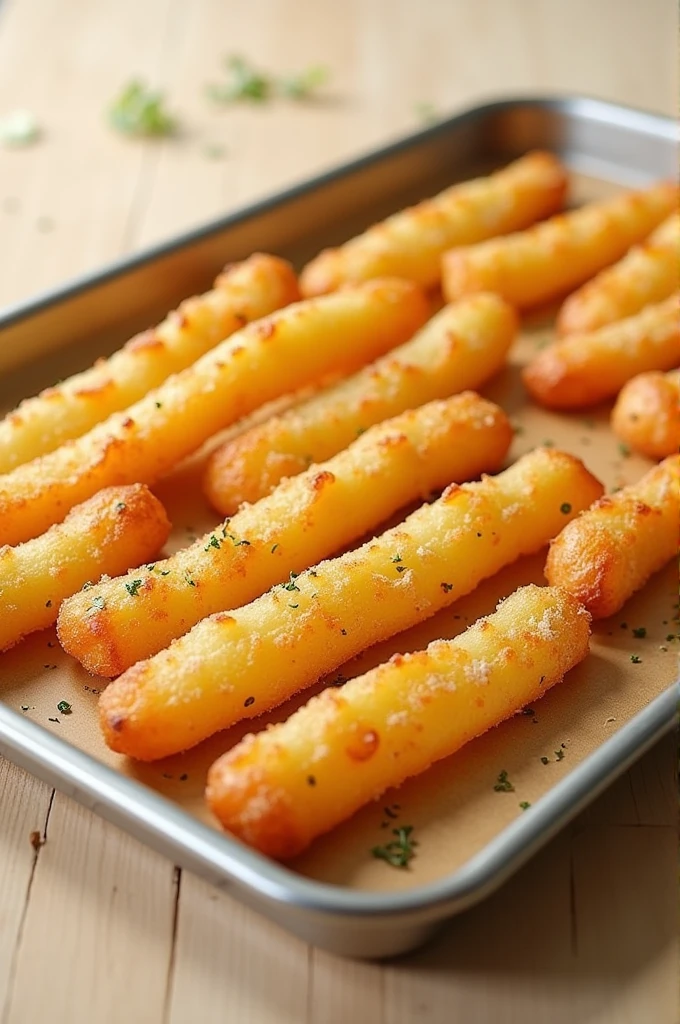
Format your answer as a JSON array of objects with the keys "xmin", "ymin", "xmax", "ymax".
[
  {"xmin": 207, "ymin": 584, "xmax": 591, "ymax": 859},
  {"xmin": 300, "ymin": 151, "xmax": 568, "ymax": 295},
  {"xmin": 545, "ymin": 455, "xmax": 680, "ymax": 619},
  {"xmin": 0, "ymin": 255, "xmax": 299, "ymax": 474},
  {"xmin": 99, "ymin": 448, "xmax": 602, "ymax": 760},
  {"xmin": 611, "ymin": 369, "xmax": 680, "ymax": 459},
  {"xmin": 205, "ymin": 293, "xmax": 516, "ymax": 514},
  {"xmin": 0, "ymin": 485, "xmax": 170, "ymax": 652},
  {"xmin": 0, "ymin": 280, "xmax": 429, "ymax": 547},
  {"xmin": 523, "ymin": 295, "xmax": 680, "ymax": 410},
  {"xmin": 58, "ymin": 395, "xmax": 512, "ymax": 676},
  {"xmin": 556, "ymin": 213, "xmax": 680, "ymax": 335},
  {"xmin": 442, "ymin": 182, "xmax": 677, "ymax": 309}
]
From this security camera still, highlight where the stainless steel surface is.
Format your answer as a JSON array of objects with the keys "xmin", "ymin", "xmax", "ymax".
[{"xmin": 0, "ymin": 95, "xmax": 677, "ymax": 958}]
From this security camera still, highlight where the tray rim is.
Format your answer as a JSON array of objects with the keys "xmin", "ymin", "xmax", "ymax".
[
  {"xmin": 0, "ymin": 92, "xmax": 677, "ymax": 946},
  {"xmin": 0, "ymin": 93, "xmax": 675, "ymax": 330}
]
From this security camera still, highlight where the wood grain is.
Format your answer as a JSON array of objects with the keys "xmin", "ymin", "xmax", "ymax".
[{"xmin": 0, "ymin": 0, "xmax": 677, "ymax": 1021}]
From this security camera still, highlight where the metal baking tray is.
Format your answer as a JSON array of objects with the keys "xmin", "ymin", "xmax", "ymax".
[{"xmin": 0, "ymin": 96, "xmax": 677, "ymax": 959}]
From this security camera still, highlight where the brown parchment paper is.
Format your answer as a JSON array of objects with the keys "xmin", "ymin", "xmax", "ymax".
[{"xmin": 1, "ymin": 171, "xmax": 678, "ymax": 894}]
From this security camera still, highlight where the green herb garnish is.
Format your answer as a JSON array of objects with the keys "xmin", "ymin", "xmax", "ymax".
[
  {"xmin": 0, "ymin": 110, "xmax": 41, "ymax": 147},
  {"xmin": 56, "ymin": 701, "xmax": 72, "ymax": 715},
  {"xmin": 630, "ymin": 654, "xmax": 641, "ymax": 664},
  {"xmin": 519, "ymin": 801, "xmax": 531, "ymax": 811},
  {"xmin": 125, "ymin": 579, "xmax": 143, "ymax": 597},
  {"xmin": 632, "ymin": 627, "xmax": 646, "ymax": 638},
  {"xmin": 494, "ymin": 770, "xmax": 515, "ymax": 792},
  {"xmin": 279, "ymin": 65, "xmax": 328, "ymax": 100},
  {"xmin": 371, "ymin": 825, "xmax": 418, "ymax": 869},
  {"xmin": 109, "ymin": 80, "xmax": 176, "ymax": 137}
]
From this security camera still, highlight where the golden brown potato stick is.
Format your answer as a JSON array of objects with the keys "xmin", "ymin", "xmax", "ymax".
[
  {"xmin": 99, "ymin": 448, "xmax": 602, "ymax": 761},
  {"xmin": 545, "ymin": 455, "xmax": 680, "ymax": 619},
  {"xmin": 205, "ymin": 293, "xmax": 516, "ymax": 514},
  {"xmin": 300, "ymin": 151, "xmax": 567, "ymax": 295},
  {"xmin": 556, "ymin": 212, "xmax": 680, "ymax": 335},
  {"xmin": 523, "ymin": 294, "xmax": 680, "ymax": 409},
  {"xmin": 0, "ymin": 279, "xmax": 429, "ymax": 547},
  {"xmin": 611, "ymin": 369, "xmax": 680, "ymax": 459},
  {"xmin": 442, "ymin": 182, "xmax": 677, "ymax": 309},
  {"xmin": 207, "ymin": 584, "xmax": 591, "ymax": 859},
  {"xmin": 0, "ymin": 255, "xmax": 299, "ymax": 474},
  {"xmin": 58, "ymin": 394, "xmax": 512, "ymax": 676},
  {"xmin": 0, "ymin": 485, "xmax": 170, "ymax": 652}
]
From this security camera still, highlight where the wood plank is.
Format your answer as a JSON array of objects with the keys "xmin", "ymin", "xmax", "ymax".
[
  {"xmin": 166, "ymin": 872, "xmax": 310, "ymax": 1024},
  {"xmin": 3, "ymin": 793, "xmax": 176, "ymax": 1024},
  {"xmin": 0, "ymin": 759, "xmax": 52, "ymax": 1009},
  {"xmin": 569, "ymin": 824, "xmax": 679, "ymax": 1024},
  {"xmin": 0, "ymin": 0, "xmax": 176, "ymax": 308}
]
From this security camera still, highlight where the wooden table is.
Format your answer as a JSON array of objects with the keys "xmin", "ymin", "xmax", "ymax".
[{"xmin": 0, "ymin": 1, "xmax": 677, "ymax": 1021}]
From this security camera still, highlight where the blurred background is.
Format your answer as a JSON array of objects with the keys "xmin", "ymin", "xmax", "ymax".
[{"xmin": 0, "ymin": 0, "xmax": 676, "ymax": 308}]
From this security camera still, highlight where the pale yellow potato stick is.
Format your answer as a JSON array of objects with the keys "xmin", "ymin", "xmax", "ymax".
[
  {"xmin": 0, "ymin": 280, "xmax": 429, "ymax": 547},
  {"xmin": 0, "ymin": 255, "xmax": 299, "ymax": 474},
  {"xmin": 611, "ymin": 369, "xmax": 680, "ymax": 459},
  {"xmin": 205, "ymin": 293, "xmax": 516, "ymax": 515},
  {"xmin": 300, "ymin": 151, "xmax": 568, "ymax": 295},
  {"xmin": 545, "ymin": 455, "xmax": 680, "ymax": 619},
  {"xmin": 99, "ymin": 448, "xmax": 603, "ymax": 761},
  {"xmin": 523, "ymin": 295, "xmax": 680, "ymax": 410},
  {"xmin": 0, "ymin": 485, "xmax": 170, "ymax": 652},
  {"xmin": 556, "ymin": 212, "xmax": 680, "ymax": 335},
  {"xmin": 207, "ymin": 584, "xmax": 591, "ymax": 859},
  {"xmin": 442, "ymin": 182, "xmax": 677, "ymax": 309},
  {"xmin": 58, "ymin": 394, "xmax": 512, "ymax": 676}
]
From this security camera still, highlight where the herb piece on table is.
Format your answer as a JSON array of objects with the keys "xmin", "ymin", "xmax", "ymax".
[
  {"xmin": 414, "ymin": 101, "xmax": 439, "ymax": 124},
  {"xmin": 554, "ymin": 749, "xmax": 565, "ymax": 761},
  {"xmin": 56, "ymin": 701, "xmax": 72, "ymax": 715},
  {"xmin": 209, "ymin": 56, "xmax": 330, "ymax": 105},
  {"xmin": 109, "ymin": 81, "xmax": 176, "ymax": 138},
  {"xmin": 279, "ymin": 65, "xmax": 329, "ymax": 100},
  {"xmin": 632, "ymin": 627, "xmax": 647, "ymax": 638},
  {"xmin": 208, "ymin": 55, "xmax": 273, "ymax": 103},
  {"xmin": 630, "ymin": 654, "xmax": 641, "ymax": 664},
  {"xmin": 493, "ymin": 770, "xmax": 515, "ymax": 792},
  {"xmin": 0, "ymin": 110, "xmax": 41, "ymax": 147},
  {"xmin": 519, "ymin": 801, "xmax": 531, "ymax": 811},
  {"xmin": 371, "ymin": 825, "xmax": 418, "ymax": 869}
]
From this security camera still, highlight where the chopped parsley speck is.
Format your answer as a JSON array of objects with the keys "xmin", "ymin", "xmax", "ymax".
[
  {"xmin": 632, "ymin": 627, "xmax": 646, "ymax": 638},
  {"xmin": 560, "ymin": 502, "xmax": 572, "ymax": 514},
  {"xmin": 56, "ymin": 701, "xmax": 72, "ymax": 715},
  {"xmin": 519, "ymin": 801, "xmax": 531, "ymax": 811},
  {"xmin": 115, "ymin": 502, "xmax": 126, "ymax": 511},
  {"xmin": 371, "ymin": 825, "xmax": 417, "ymax": 869},
  {"xmin": 392, "ymin": 554, "xmax": 402, "ymax": 563},
  {"xmin": 630, "ymin": 654, "xmax": 641, "ymax": 664},
  {"xmin": 540, "ymin": 756, "xmax": 549, "ymax": 765},
  {"xmin": 554, "ymin": 749, "xmax": 565, "ymax": 761},
  {"xmin": 125, "ymin": 579, "xmax": 143, "ymax": 597},
  {"xmin": 440, "ymin": 582, "xmax": 454, "ymax": 593},
  {"xmin": 493, "ymin": 770, "xmax": 515, "ymax": 792}
]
